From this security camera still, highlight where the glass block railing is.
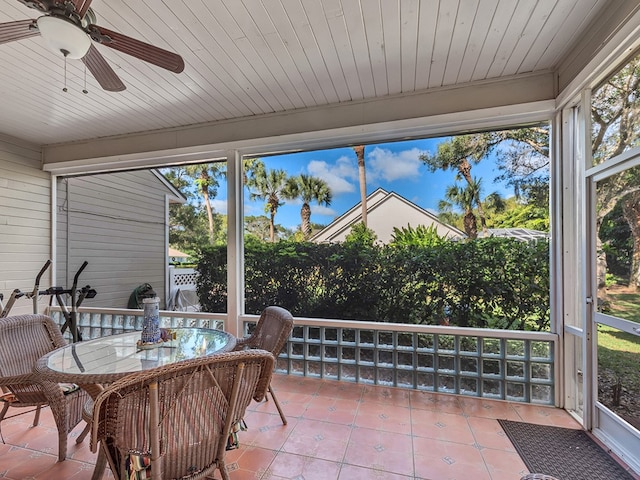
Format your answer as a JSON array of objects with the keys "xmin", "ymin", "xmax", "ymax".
[
  {"xmin": 47, "ymin": 306, "xmax": 557, "ymax": 405},
  {"xmin": 47, "ymin": 306, "xmax": 226, "ymax": 340},
  {"xmin": 244, "ymin": 317, "xmax": 558, "ymax": 405}
]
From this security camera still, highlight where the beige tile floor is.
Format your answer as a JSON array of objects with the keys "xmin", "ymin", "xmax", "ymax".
[{"xmin": 0, "ymin": 374, "xmax": 638, "ymax": 479}]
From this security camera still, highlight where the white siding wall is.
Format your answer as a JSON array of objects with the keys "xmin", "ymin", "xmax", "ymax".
[
  {"xmin": 312, "ymin": 190, "xmax": 464, "ymax": 244},
  {"xmin": 366, "ymin": 196, "xmax": 463, "ymax": 243},
  {"xmin": 0, "ymin": 135, "xmax": 51, "ymax": 315},
  {"xmin": 56, "ymin": 170, "xmax": 169, "ymax": 309}
]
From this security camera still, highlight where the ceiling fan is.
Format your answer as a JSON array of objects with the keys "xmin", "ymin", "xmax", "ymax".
[{"xmin": 0, "ymin": 0, "xmax": 185, "ymax": 92}]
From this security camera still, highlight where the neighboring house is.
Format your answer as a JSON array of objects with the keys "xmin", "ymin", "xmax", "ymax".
[
  {"xmin": 169, "ymin": 247, "xmax": 191, "ymax": 265},
  {"xmin": 56, "ymin": 170, "xmax": 185, "ymax": 309},
  {"xmin": 310, "ymin": 188, "xmax": 464, "ymax": 244}
]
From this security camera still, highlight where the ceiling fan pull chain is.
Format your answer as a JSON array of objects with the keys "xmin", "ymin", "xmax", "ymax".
[
  {"xmin": 83, "ymin": 66, "xmax": 88, "ymax": 95},
  {"xmin": 62, "ymin": 54, "xmax": 68, "ymax": 93}
]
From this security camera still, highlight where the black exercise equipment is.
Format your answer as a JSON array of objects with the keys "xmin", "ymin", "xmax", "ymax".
[
  {"xmin": 0, "ymin": 260, "xmax": 52, "ymax": 318},
  {"xmin": 50, "ymin": 261, "xmax": 96, "ymax": 343}
]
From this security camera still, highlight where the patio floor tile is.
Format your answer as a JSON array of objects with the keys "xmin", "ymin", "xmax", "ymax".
[{"xmin": 1, "ymin": 373, "xmax": 638, "ymax": 480}]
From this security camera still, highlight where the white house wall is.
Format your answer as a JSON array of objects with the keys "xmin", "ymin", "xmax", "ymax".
[
  {"xmin": 314, "ymin": 190, "xmax": 463, "ymax": 244},
  {"xmin": 56, "ymin": 171, "xmax": 169, "ymax": 309},
  {"xmin": 365, "ymin": 196, "xmax": 461, "ymax": 243},
  {"xmin": 0, "ymin": 135, "xmax": 51, "ymax": 315}
]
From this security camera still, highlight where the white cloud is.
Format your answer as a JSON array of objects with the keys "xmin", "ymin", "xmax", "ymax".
[
  {"xmin": 367, "ymin": 147, "xmax": 425, "ymax": 182},
  {"xmin": 211, "ymin": 199, "xmax": 227, "ymax": 215},
  {"xmin": 243, "ymin": 203, "xmax": 263, "ymax": 216},
  {"xmin": 312, "ymin": 204, "xmax": 337, "ymax": 216},
  {"xmin": 307, "ymin": 157, "xmax": 357, "ymax": 194},
  {"xmin": 284, "ymin": 197, "xmax": 302, "ymax": 206}
]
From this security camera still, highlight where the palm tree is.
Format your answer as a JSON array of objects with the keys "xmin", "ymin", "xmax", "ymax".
[
  {"xmin": 286, "ymin": 174, "xmax": 332, "ymax": 238},
  {"xmin": 183, "ymin": 163, "xmax": 226, "ymax": 244},
  {"xmin": 246, "ymin": 168, "xmax": 290, "ymax": 242},
  {"xmin": 420, "ymin": 135, "xmax": 503, "ymax": 233},
  {"xmin": 353, "ymin": 145, "xmax": 368, "ymax": 226},
  {"xmin": 443, "ymin": 178, "xmax": 483, "ymax": 239},
  {"xmin": 243, "ymin": 157, "xmax": 265, "ymax": 185}
]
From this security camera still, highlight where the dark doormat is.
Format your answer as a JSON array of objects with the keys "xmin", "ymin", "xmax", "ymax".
[{"xmin": 498, "ymin": 419, "xmax": 635, "ymax": 480}]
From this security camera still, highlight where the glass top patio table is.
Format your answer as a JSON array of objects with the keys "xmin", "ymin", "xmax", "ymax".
[{"xmin": 36, "ymin": 328, "xmax": 236, "ymax": 390}]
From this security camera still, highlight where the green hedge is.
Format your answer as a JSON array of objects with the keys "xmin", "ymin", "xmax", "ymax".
[{"xmin": 197, "ymin": 237, "xmax": 550, "ymax": 331}]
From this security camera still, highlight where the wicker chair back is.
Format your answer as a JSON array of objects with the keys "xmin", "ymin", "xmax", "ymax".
[
  {"xmin": 0, "ymin": 314, "xmax": 89, "ymax": 461},
  {"xmin": 91, "ymin": 349, "xmax": 274, "ymax": 480},
  {"xmin": 234, "ymin": 305, "xmax": 294, "ymax": 423}
]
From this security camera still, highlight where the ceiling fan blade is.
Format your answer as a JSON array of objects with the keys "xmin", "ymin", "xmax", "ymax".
[
  {"xmin": 0, "ymin": 19, "xmax": 39, "ymax": 45},
  {"xmin": 70, "ymin": 0, "xmax": 93, "ymax": 19},
  {"xmin": 15, "ymin": 1, "xmax": 50, "ymax": 13},
  {"xmin": 82, "ymin": 44, "xmax": 126, "ymax": 92},
  {"xmin": 88, "ymin": 24, "xmax": 184, "ymax": 73}
]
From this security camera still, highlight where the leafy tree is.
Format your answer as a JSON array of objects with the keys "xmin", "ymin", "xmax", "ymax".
[
  {"xmin": 599, "ymin": 201, "xmax": 632, "ymax": 277},
  {"xmin": 421, "ymin": 135, "xmax": 500, "ymax": 232},
  {"xmin": 168, "ymin": 203, "xmax": 212, "ymax": 253},
  {"xmin": 246, "ymin": 168, "xmax": 292, "ymax": 242},
  {"xmin": 244, "ymin": 215, "xmax": 272, "ymax": 242},
  {"xmin": 163, "ymin": 167, "xmax": 222, "ymax": 251},
  {"xmin": 245, "ymin": 215, "xmax": 293, "ymax": 242},
  {"xmin": 285, "ymin": 174, "xmax": 332, "ymax": 239},
  {"xmin": 437, "ymin": 202, "xmax": 463, "ymax": 231},
  {"xmin": 491, "ymin": 127, "xmax": 550, "ymax": 199},
  {"xmin": 621, "ymin": 191, "xmax": 640, "ymax": 287},
  {"xmin": 592, "ymin": 55, "xmax": 640, "ymax": 288},
  {"xmin": 483, "ymin": 191, "xmax": 507, "ymax": 218},
  {"xmin": 420, "ymin": 134, "xmax": 494, "ymax": 184},
  {"xmin": 490, "ymin": 200, "xmax": 549, "ymax": 231},
  {"xmin": 420, "ymin": 127, "xmax": 550, "ymax": 222}
]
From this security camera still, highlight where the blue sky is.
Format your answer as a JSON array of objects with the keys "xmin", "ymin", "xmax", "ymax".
[{"xmin": 209, "ymin": 137, "xmax": 513, "ymax": 231}]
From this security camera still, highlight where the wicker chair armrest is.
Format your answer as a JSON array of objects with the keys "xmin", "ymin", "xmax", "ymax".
[
  {"xmin": 0, "ymin": 373, "xmax": 39, "ymax": 388},
  {"xmin": 37, "ymin": 378, "xmax": 68, "ymax": 398},
  {"xmin": 233, "ymin": 336, "xmax": 257, "ymax": 350}
]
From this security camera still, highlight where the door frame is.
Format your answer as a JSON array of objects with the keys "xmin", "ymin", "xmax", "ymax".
[{"xmin": 585, "ymin": 145, "xmax": 640, "ymax": 473}]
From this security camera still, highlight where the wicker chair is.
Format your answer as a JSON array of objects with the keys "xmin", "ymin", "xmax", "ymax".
[
  {"xmin": 0, "ymin": 314, "xmax": 90, "ymax": 461},
  {"xmin": 90, "ymin": 349, "xmax": 275, "ymax": 480},
  {"xmin": 233, "ymin": 306, "xmax": 294, "ymax": 424}
]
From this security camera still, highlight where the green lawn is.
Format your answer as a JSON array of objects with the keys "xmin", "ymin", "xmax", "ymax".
[
  {"xmin": 597, "ymin": 287, "xmax": 640, "ymax": 421},
  {"xmin": 608, "ymin": 291, "xmax": 640, "ymax": 321}
]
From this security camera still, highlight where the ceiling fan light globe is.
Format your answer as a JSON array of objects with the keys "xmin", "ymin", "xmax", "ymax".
[{"xmin": 37, "ymin": 16, "xmax": 91, "ymax": 59}]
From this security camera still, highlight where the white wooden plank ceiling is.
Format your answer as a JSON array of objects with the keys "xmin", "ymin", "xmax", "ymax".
[{"xmin": 0, "ymin": 0, "xmax": 611, "ymax": 146}]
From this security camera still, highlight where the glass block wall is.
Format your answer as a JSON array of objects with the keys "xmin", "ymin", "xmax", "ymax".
[
  {"xmin": 48, "ymin": 308, "xmax": 225, "ymax": 340},
  {"xmin": 48, "ymin": 307, "xmax": 556, "ymax": 405},
  {"xmin": 252, "ymin": 322, "xmax": 556, "ymax": 404}
]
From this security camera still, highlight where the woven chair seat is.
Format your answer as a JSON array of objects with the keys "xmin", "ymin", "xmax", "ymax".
[{"xmin": 1, "ymin": 383, "xmax": 79, "ymax": 404}]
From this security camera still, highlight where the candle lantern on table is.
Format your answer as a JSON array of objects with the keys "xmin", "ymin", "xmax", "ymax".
[{"xmin": 139, "ymin": 291, "xmax": 162, "ymax": 348}]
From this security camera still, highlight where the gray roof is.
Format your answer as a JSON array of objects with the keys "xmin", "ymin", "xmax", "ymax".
[{"xmin": 478, "ymin": 228, "xmax": 549, "ymax": 242}]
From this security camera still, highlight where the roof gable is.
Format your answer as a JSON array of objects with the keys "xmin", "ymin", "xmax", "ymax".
[{"xmin": 311, "ymin": 188, "xmax": 464, "ymax": 244}]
